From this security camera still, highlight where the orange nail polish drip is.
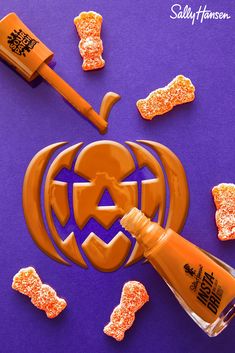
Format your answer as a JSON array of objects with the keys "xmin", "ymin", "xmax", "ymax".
[{"xmin": 121, "ymin": 208, "xmax": 235, "ymax": 337}]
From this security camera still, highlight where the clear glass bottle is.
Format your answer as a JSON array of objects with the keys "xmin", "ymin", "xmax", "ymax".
[{"xmin": 121, "ymin": 207, "xmax": 235, "ymax": 337}]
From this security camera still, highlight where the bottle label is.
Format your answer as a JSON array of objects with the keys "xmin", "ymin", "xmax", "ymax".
[
  {"xmin": 184, "ymin": 263, "xmax": 224, "ymax": 315},
  {"xmin": 7, "ymin": 29, "xmax": 38, "ymax": 57}
]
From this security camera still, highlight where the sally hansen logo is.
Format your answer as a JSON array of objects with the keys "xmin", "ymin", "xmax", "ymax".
[{"xmin": 170, "ymin": 4, "xmax": 231, "ymax": 25}]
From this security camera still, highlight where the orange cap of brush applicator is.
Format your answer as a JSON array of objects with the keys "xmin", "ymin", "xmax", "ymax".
[{"xmin": 0, "ymin": 12, "xmax": 54, "ymax": 81}]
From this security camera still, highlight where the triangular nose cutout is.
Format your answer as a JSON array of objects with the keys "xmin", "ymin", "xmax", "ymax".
[{"xmin": 98, "ymin": 188, "xmax": 115, "ymax": 206}]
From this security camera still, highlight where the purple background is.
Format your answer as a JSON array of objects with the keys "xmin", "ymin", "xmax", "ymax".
[{"xmin": 0, "ymin": 0, "xmax": 235, "ymax": 352}]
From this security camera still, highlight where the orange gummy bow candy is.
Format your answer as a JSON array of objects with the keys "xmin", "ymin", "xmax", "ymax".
[
  {"xmin": 74, "ymin": 11, "xmax": 105, "ymax": 71},
  {"xmin": 137, "ymin": 75, "xmax": 195, "ymax": 119},
  {"xmin": 104, "ymin": 281, "xmax": 149, "ymax": 341},
  {"xmin": 12, "ymin": 267, "xmax": 67, "ymax": 318},
  {"xmin": 212, "ymin": 183, "xmax": 235, "ymax": 241}
]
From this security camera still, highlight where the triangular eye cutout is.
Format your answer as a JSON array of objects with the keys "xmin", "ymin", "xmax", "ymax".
[
  {"xmin": 98, "ymin": 188, "xmax": 115, "ymax": 207},
  {"xmin": 140, "ymin": 166, "xmax": 158, "ymax": 180},
  {"xmin": 124, "ymin": 166, "xmax": 157, "ymax": 181}
]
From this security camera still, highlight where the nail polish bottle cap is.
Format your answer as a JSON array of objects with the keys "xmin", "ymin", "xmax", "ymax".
[{"xmin": 0, "ymin": 13, "xmax": 53, "ymax": 81}]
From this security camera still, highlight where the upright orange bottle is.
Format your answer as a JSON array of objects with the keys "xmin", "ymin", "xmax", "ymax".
[{"xmin": 120, "ymin": 208, "xmax": 235, "ymax": 336}]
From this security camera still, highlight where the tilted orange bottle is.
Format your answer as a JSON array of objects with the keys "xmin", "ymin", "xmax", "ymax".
[{"xmin": 120, "ymin": 207, "xmax": 235, "ymax": 337}]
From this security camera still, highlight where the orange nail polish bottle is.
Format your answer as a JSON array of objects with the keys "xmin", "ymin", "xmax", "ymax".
[{"xmin": 121, "ymin": 208, "xmax": 235, "ymax": 337}]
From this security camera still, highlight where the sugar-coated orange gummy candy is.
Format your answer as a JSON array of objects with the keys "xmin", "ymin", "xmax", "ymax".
[
  {"xmin": 12, "ymin": 267, "xmax": 67, "ymax": 318},
  {"xmin": 212, "ymin": 183, "xmax": 235, "ymax": 241},
  {"xmin": 103, "ymin": 281, "xmax": 149, "ymax": 341},
  {"xmin": 136, "ymin": 75, "xmax": 195, "ymax": 120},
  {"xmin": 74, "ymin": 11, "xmax": 105, "ymax": 71}
]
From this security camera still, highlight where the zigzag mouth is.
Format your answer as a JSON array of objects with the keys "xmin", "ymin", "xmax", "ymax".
[
  {"xmin": 51, "ymin": 210, "xmax": 141, "ymax": 269},
  {"xmin": 52, "ymin": 211, "xmax": 133, "ymax": 245}
]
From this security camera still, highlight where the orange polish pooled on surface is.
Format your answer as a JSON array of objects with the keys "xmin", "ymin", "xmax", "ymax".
[
  {"xmin": 103, "ymin": 281, "xmax": 149, "ymax": 341},
  {"xmin": 136, "ymin": 75, "xmax": 195, "ymax": 120},
  {"xmin": 12, "ymin": 267, "xmax": 67, "ymax": 318},
  {"xmin": 74, "ymin": 11, "xmax": 105, "ymax": 71},
  {"xmin": 212, "ymin": 183, "xmax": 235, "ymax": 241}
]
